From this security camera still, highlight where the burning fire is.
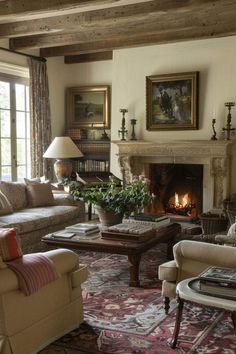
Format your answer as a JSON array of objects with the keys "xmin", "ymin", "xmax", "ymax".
[
  {"xmin": 166, "ymin": 192, "xmax": 196, "ymax": 217},
  {"xmin": 174, "ymin": 193, "xmax": 189, "ymax": 208}
]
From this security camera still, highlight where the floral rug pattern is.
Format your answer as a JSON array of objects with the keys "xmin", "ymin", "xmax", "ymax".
[{"xmin": 40, "ymin": 245, "xmax": 236, "ymax": 354}]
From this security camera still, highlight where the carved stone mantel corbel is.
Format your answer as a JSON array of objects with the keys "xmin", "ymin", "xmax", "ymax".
[
  {"xmin": 211, "ymin": 157, "xmax": 228, "ymax": 208},
  {"xmin": 117, "ymin": 155, "xmax": 132, "ymax": 184},
  {"xmin": 118, "ymin": 155, "xmax": 145, "ymax": 184}
]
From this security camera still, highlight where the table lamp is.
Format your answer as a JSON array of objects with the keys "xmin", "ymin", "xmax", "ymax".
[{"xmin": 43, "ymin": 136, "xmax": 83, "ymax": 182}]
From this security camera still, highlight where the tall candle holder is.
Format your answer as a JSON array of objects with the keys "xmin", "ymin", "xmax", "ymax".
[
  {"xmin": 130, "ymin": 118, "xmax": 137, "ymax": 140},
  {"xmin": 211, "ymin": 118, "xmax": 217, "ymax": 140},
  {"xmin": 222, "ymin": 102, "xmax": 235, "ymax": 140},
  {"xmin": 118, "ymin": 108, "xmax": 128, "ymax": 141}
]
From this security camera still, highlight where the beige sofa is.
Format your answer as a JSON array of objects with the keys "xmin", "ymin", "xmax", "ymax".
[
  {"xmin": 158, "ymin": 240, "xmax": 236, "ymax": 314},
  {"xmin": 0, "ymin": 248, "xmax": 88, "ymax": 354},
  {"xmin": 0, "ymin": 181, "xmax": 85, "ymax": 253}
]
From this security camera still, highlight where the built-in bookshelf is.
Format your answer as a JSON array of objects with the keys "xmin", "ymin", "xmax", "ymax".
[{"xmin": 72, "ymin": 139, "xmax": 110, "ymax": 176}]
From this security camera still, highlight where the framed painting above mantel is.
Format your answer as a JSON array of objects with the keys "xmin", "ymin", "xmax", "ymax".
[
  {"xmin": 146, "ymin": 72, "xmax": 199, "ymax": 130},
  {"xmin": 66, "ymin": 85, "xmax": 110, "ymax": 129}
]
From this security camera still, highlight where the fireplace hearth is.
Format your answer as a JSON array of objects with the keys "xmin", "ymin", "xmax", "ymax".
[
  {"xmin": 166, "ymin": 193, "xmax": 196, "ymax": 216},
  {"xmin": 149, "ymin": 163, "xmax": 203, "ymax": 217}
]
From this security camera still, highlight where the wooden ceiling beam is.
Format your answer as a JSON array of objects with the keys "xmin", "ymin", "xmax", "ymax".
[
  {"xmin": 40, "ymin": 22, "xmax": 236, "ymax": 57},
  {"xmin": 64, "ymin": 51, "xmax": 113, "ymax": 63},
  {"xmin": 0, "ymin": 0, "xmax": 193, "ymax": 38},
  {"xmin": 10, "ymin": 6, "xmax": 236, "ymax": 51},
  {"xmin": 0, "ymin": 0, "xmax": 153, "ymax": 23}
]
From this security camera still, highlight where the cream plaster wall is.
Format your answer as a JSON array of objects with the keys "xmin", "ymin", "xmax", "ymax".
[
  {"xmin": 111, "ymin": 36, "xmax": 236, "ymax": 143},
  {"xmin": 47, "ymin": 36, "xmax": 236, "ymax": 193},
  {"xmin": 47, "ymin": 57, "xmax": 113, "ymax": 136},
  {"xmin": 0, "ymin": 39, "xmax": 28, "ymax": 67}
]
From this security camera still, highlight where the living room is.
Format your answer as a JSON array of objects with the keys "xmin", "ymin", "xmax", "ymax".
[{"xmin": 1, "ymin": 1, "xmax": 236, "ymax": 353}]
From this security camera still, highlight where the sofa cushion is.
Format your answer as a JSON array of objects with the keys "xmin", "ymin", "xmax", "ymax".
[
  {"xmin": 0, "ymin": 228, "xmax": 22, "ymax": 261},
  {"xmin": 0, "ymin": 206, "xmax": 80, "ymax": 235},
  {"xmin": 0, "ymin": 182, "xmax": 27, "ymax": 210},
  {"xmin": 25, "ymin": 182, "xmax": 54, "ymax": 207},
  {"xmin": 0, "ymin": 191, "xmax": 13, "ymax": 216}
]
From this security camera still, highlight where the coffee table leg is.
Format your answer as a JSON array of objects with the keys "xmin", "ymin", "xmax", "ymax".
[
  {"xmin": 128, "ymin": 254, "xmax": 141, "ymax": 287},
  {"xmin": 170, "ymin": 296, "xmax": 184, "ymax": 349}
]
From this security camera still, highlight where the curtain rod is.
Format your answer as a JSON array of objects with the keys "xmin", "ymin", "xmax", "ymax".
[{"xmin": 0, "ymin": 47, "xmax": 47, "ymax": 62}]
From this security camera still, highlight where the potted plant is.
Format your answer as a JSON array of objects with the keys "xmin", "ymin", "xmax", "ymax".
[{"xmin": 64, "ymin": 175, "xmax": 154, "ymax": 226}]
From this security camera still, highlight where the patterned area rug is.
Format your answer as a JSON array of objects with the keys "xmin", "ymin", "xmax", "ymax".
[{"xmin": 40, "ymin": 245, "xmax": 236, "ymax": 354}]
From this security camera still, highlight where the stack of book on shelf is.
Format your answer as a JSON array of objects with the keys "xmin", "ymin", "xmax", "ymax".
[
  {"xmin": 101, "ymin": 223, "xmax": 155, "ymax": 242},
  {"xmin": 197, "ymin": 266, "xmax": 236, "ymax": 300},
  {"xmin": 123, "ymin": 213, "xmax": 170, "ymax": 228},
  {"xmin": 51, "ymin": 224, "xmax": 99, "ymax": 239}
]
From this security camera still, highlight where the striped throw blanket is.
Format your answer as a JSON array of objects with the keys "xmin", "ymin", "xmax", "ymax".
[{"xmin": 7, "ymin": 254, "xmax": 59, "ymax": 296}]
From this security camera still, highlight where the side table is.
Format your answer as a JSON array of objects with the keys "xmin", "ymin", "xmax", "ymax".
[{"xmin": 171, "ymin": 277, "xmax": 236, "ymax": 348}]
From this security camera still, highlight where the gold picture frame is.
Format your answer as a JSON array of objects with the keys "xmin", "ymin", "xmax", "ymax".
[
  {"xmin": 66, "ymin": 85, "xmax": 110, "ymax": 129},
  {"xmin": 146, "ymin": 72, "xmax": 199, "ymax": 130}
]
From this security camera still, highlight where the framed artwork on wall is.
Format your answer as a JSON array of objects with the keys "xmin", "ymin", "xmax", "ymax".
[
  {"xmin": 146, "ymin": 72, "xmax": 199, "ymax": 130},
  {"xmin": 66, "ymin": 85, "xmax": 110, "ymax": 129}
]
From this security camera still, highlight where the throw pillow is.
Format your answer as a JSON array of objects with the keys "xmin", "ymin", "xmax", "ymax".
[
  {"xmin": 0, "ymin": 181, "xmax": 27, "ymax": 210},
  {"xmin": 0, "ymin": 228, "xmax": 23, "ymax": 261},
  {"xmin": 0, "ymin": 191, "xmax": 13, "ymax": 215},
  {"xmin": 24, "ymin": 176, "xmax": 50, "ymax": 186},
  {"xmin": 26, "ymin": 182, "xmax": 55, "ymax": 207},
  {"xmin": 24, "ymin": 177, "xmax": 41, "ymax": 184}
]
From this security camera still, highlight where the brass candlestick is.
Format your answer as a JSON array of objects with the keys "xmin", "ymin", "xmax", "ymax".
[
  {"xmin": 222, "ymin": 102, "xmax": 235, "ymax": 140},
  {"xmin": 118, "ymin": 108, "xmax": 128, "ymax": 141}
]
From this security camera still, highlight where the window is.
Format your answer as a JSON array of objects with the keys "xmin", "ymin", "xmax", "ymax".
[{"xmin": 0, "ymin": 74, "xmax": 31, "ymax": 181}]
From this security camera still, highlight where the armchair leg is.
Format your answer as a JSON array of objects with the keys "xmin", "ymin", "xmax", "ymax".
[
  {"xmin": 164, "ymin": 296, "xmax": 170, "ymax": 314},
  {"xmin": 231, "ymin": 312, "xmax": 236, "ymax": 328}
]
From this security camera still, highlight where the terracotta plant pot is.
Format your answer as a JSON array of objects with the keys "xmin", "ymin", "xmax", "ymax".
[{"xmin": 95, "ymin": 206, "xmax": 123, "ymax": 226}]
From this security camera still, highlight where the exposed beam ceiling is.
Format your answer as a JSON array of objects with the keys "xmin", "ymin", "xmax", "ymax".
[{"xmin": 0, "ymin": 0, "xmax": 236, "ymax": 62}]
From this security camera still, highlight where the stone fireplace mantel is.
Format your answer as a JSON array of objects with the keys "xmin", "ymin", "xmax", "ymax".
[{"xmin": 112, "ymin": 140, "xmax": 236, "ymax": 212}]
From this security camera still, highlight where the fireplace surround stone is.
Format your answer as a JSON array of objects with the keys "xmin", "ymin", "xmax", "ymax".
[{"xmin": 113, "ymin": 140, "xmax": 236, "ymax": 213}]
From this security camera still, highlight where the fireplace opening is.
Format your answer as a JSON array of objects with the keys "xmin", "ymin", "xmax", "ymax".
[{"xmin": 149, "ymin": 163, "xmax": 203, "ymax": 217}]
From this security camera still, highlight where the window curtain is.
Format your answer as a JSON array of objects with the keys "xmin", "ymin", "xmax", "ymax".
[{"xmin": 28, "ymin": 58, "xmax": 53, "ymax": 179}]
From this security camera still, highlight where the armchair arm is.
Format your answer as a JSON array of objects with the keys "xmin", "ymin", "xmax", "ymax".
[
  {"xmin": 158, "ymin": 260, "xmax": 177, "ymax": 281},
  {"xmin": 0, "ymin": 249, "xmax": 82, "ymax": 295},
  {"xmin": 43, "ymin": 248, "xmax": 80, "ymax": 275},
  {"xmin": 174, "ymin": 240, "xmax": 236, "ymax": 269},
  {"xmin": 215, "ymin": 234, "xmax": 236, "ymax": 245}
]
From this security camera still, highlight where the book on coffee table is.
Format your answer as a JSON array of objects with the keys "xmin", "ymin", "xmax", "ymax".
[
  {"xmin": 199, "ymin": 266, "xmax": 236, "ymax": 285},
  {"xmin": 123, "ymin": 217, "xmax": 170, "ymax": 228},
  {"xmin": 101, "ymin": 223, "xmax": 155, "ymax": 242},
  {"xmin": 65, "ymin": 223, "xmax": 99, "ymax": 235},
  {"xmin": 196, "ymin": 266, "xmax": 236, "ymax": 299},
  {"xmin": 52, "ymin": 231, "xmax": 75, "ymax": 239}
]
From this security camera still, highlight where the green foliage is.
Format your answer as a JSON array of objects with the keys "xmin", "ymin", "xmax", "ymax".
[
  {"xmin": 62, "ymin": 175, "xmax": 154, "ymax": 216},
  {"xmin": 82, "ymin": 176, "xmax": 154, "ymax": 216}
]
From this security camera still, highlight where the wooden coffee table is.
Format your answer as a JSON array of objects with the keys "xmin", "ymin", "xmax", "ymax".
[{"xmin": 42, "ymin": 222, "xmax": 181, "ymax": 287}]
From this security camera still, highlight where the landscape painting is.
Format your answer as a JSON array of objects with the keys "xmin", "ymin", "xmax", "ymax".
[
  {"xmin": 146, "ymin": 72, "xmax": 199, "ymax": 130},
  {"xmin": 67, "ymin": 85, "xmax": 110, "ymax": 129}
]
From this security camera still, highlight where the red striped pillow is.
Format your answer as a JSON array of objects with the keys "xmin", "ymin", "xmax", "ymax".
[{"xmin": 0, "ymin": 228, "xmax": 23, "ymax": 261}]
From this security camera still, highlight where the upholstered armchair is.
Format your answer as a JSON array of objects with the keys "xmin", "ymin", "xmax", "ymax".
[
  {"xmin": 158, "ymin": 240, "xmax": 236, "ymax": 314},
  {"xmin": 0, "ymin": 248, "xmax": 88, "ymax": 354},
  {"xmin": 215, "ymin": 222, "xmax": 236, "ymax": 245}
]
